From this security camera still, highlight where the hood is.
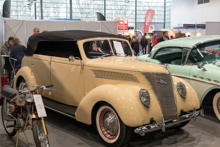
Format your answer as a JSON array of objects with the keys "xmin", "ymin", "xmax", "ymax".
[{"xmin": 85, "ymin": 56, "xmax": 169, "ymax": 73}]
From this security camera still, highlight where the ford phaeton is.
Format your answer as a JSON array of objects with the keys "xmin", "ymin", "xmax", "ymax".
[{"xmin": 14, "ymin": 30, "xmax": 203, "ymax": 147}]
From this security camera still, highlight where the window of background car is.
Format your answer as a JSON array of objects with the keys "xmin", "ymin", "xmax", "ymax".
[
  {"xmin": 154, "ymin": 47, "xmax": 188, "ymax": 65},
  {"xmin": 83, "ymin": 40, "xmax": 113, "ymax": 59},
  {"xmin": 110, "ymin": 40, "xmax": 132, "ymax": 57},
  {"xmin": 35, "ymin": 41, "xmax": 82, "ymax": 59},
  {"xmin": 187, "ymin": 41, "xmax": 220, "ymax": 64}
]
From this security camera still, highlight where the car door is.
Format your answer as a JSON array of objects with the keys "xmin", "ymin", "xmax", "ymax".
[{"xmin": 49, "ymin": 41, "xmax": 84, "ymax": 106}]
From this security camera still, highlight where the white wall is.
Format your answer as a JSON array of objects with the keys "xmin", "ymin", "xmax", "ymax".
[{"xmin": 171, "ymin": 0, "xmax": 220, "ymax": 28}]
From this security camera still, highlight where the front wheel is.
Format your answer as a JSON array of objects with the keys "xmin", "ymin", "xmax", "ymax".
[
  {"xmin": 32, "ymin": 118, "xmax": 50, "ymax": 147},
  {"xmin": 95, "ymin": 104, "xmax": 132, "ymax": 147},
  {"xmin": 213, "ymin": 92, "xmax": 220, "ymax": 120},
  {"xmin": 1, "ymin": 98, "xmax": 17, "ymax": 136}
]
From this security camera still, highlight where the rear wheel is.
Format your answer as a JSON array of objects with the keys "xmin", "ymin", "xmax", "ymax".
[
  {"xmin": 32, "ymin": 119, "xmax": 50, "ymax": 147},
  {"xmin": 1, "ymin": 98, "xmax": 17, "ymax": 136},
  {"xmin": 95, "ymin": 104, "xmax": 132, "ymax": 147},
  {"xmin": 213, "ymin": 92, "xmax": 220, "ymax": 120}
]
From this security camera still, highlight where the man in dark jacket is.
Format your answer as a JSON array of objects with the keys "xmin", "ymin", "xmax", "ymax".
[
  {"xmin": 10, "ymin": 38, "xmax": 27, "ymax": 68},
  {"xmin": 1, "ymin": 36, "xmax": 14, "ymax": 55},
  {"xmin": 141, "ymin": 34, "xmax": 148, "ymax": 54},
  {"xmin": 158, "ymin": 31, "xmax": 169, "ymax": 43}
]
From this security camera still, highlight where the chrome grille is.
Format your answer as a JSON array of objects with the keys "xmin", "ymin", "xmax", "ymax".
[{"xmin": 143, "ymin": 73, "xmax": 177, "ymax": 120}]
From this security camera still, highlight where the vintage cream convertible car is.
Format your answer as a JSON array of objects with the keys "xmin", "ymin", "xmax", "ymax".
[{"xmin": 14, "ymin": 30, "xmax": 203, "ymax": 147}]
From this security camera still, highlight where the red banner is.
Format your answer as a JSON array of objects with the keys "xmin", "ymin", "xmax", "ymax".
[
  {"xmin": 111, "ymin": 18, "xmax": 128, "ymax": 30},
  {"xmin": 144, "ymin": 9, "xmax": 155, "ymax": 33}
]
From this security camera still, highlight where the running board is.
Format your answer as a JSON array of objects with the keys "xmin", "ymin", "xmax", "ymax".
[{"xmin": 42, "ymin": 97, "xmax": 77, "ymax": 119}]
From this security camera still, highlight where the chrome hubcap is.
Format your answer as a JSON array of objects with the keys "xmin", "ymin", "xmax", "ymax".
[{"xmin": 100, "ymin": 109, "xmax": 119, "ymax": 139}]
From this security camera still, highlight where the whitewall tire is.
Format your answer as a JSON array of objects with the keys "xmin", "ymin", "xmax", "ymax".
[
  {"xmin": 95, "ymin": 104, "xmax": 131, "ymax": 147},
  {"xmin": 213, "ymin": 92, "xmax": 220, "ymax": 120}
]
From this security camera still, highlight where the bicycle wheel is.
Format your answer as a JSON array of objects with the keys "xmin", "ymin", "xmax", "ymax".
[
  {"xmin": 32, "ymin": 118, "xmax": 50, "ymax": 147},
  {"xmin": 1, "ymin": 98, "xmax": 17, "ymax": 136}
]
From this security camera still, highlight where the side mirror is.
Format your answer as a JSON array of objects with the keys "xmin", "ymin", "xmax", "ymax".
[
  {"xmin": 197, "ymin": 63, "xmax": 206, "ymax": 71},
  {"xmin": 69, "ymin": 56, "xmax": 74, "ymax": 62}
]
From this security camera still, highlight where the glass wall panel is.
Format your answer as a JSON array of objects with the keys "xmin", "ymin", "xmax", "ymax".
[
  {"xmin": 0, "ymin": 0, "xmax": 172, "ymax": 29},
  {"xmin": 137, "ymin": 0, "xmax": 164, "ymax": 24},
  {"xmin": 105, "ymin": 0, "xmax": 135, "ymax": 27},
  {"xmin": 36, "ymin": 0, "xmax": 70, "ymax": 20},
  {"xmin": 71, "ymin": 0, "xmax": 104, "ymax": 21}
]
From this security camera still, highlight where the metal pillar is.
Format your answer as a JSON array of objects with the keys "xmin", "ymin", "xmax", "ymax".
[
  {"xmin": 34, "ymin": 2, "xmax": 37, "ymax": 20},
  {"xmin": 70, "ymin": 0, "xmax": 72, "ymax": 19},
  {"xmin": 164, "ymin": 0, "xmax": 166, "ymax": 29},
  {"xmin": 104, "ymin": 0, "xmax": 106, "ymax": 17},
  {"xmin": 135, "ymin": 0, "xmax": 137, "ymax": 29},
  {"xmin": 40, "ymin": 0, "xmax": 43, "ymax": 20}
]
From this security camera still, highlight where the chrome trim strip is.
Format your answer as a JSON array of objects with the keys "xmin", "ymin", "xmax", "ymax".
[
  {"xmin": 206, "ymin": 78, "xmax": 211, "ymax": 81},
  {"xmin": 44, "ymin": 105, "xmax": 76, "ymax": 119},
  {"xmin": 91, "ymin": 69, "xmax": 140, "ymax": 83},
  {"xmin": 214, "ymin": 80, "xmax": 220, "ymax": 83},
  {"xmin": 193, "ymin": 75, "xmax": 197, "ymax": 78}
]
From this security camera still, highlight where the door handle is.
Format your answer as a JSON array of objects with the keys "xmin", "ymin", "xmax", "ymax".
[{"xmin": 51, "ymin": 67, "xmax": 55, "ymax": 72}]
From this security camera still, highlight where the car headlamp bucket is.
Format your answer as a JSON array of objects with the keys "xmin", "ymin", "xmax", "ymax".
[
  {"xmin": 139, "ymin": 89, "xmax": 150, "ymax": 108},
  {"xmin": 25, "ymin": 93, "xmax": 34, "ymax": 102},
  {"xmin": 177, "ymin": 82, "xmax": 187, "ymax": 99}
]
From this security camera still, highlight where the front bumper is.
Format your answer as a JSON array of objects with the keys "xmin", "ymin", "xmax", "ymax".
[{"xmin": 134, "ymin": 108, "xmax": 204, "ymax": 136}]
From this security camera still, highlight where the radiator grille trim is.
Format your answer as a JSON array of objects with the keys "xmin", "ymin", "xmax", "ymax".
[
  {"xmin": 92, "ymin": 70, "xmax": 139, "ymax": 83},
  {"xmin": 142, "ymin": 72, "xmax": 177, "ymax": 120}
]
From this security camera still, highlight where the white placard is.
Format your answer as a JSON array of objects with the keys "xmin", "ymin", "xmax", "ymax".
[
  {"xmin": 33, "ymin": 94, "xmax": 47, "ymax": 118},
  {"xmin": 113, "ymin": 41, "xmax": 125, "ymax": 55}
]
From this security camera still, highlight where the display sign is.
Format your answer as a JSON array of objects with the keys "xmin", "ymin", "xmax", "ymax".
[
  {"xmin": 111, "ymin": 18, "xmax": 128, "ymax": 30},
  {"xmin": 33, "ymin": 94, "xmax": 47, "ymax": 117},
  {"xmin": 144, "ymin": 9, "xmax": 155, "ymax": 33}
]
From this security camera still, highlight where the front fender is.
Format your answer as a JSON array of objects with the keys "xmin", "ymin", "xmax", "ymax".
[
  {"xmin": 14, "ymin": 66, "xmax": 37, "ymax": 89},
  {"xmin": 75, "ymin": 84, "xmax": 163, "ymax": 127},
  {"xmin": 173, "ymin": 76, "xmax": 200, "ymax": 114}
]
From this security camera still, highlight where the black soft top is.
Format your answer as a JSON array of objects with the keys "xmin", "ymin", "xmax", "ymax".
[{"xmin": 27, "ymin": 30, "xmax": 126, "ymax": 56}]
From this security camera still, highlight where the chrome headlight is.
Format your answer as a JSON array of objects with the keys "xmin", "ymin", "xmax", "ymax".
[
  {"xmin": 139, "ymin": 89, "xmax": 150, "ymax": 108},
  {"xmin": 177, "ymin": 82, "xmax": 187, "ymax": 99},
  {"xmin": 25, "ymin": 93, "xmax": 34, "ymax": 102}
]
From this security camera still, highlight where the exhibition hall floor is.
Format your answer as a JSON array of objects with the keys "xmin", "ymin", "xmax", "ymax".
[{"xmin": 0, "ymin": 106, "xmax": 219, "ymax": 147}]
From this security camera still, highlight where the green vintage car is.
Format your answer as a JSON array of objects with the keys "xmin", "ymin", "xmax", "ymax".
[{"xmin": 137, "ymin": 36, "xmax": 220, "ymax": 120}]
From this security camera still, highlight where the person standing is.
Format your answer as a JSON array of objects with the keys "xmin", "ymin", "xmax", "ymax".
[
  {"xmin": 33, "ymin": 27, "xmax": 40, "ymax": 35},
  {"xmin": 1, "ymin": 36, "xmax": 14, "ymax": 55},
  {"xmin": 158, "ymin": 31, "xmax": 169, "ymax": 43},
  {"xmin": 10, "ymin": 38, "xmax": 27, "ymax": 68},
  {"xmin": 153, "ymin": 34, "xmax": 158, "ymax": 47},
  {"xmin": 175, "ymin": 31, "xmax": 181, "ymax": 39},
  {"xmin": 141, "ymin": 34, "xmax": 148, "ymax": 54},
  {"xmin": 133, "ymin": 37, "xmax": 139, "ymax": 56}
]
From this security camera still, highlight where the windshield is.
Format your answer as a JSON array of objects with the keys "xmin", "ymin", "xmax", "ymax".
[
  {"xmin": 187, "ymin": 41, "xmax": 220, "ymax": 64},
  {"xmin": 83, "ymin": 39, "xmax": 132, "ymax": 59},
  {"xmin": 110, "ymin": 40, "xmax": 132, "ymax": 57}
]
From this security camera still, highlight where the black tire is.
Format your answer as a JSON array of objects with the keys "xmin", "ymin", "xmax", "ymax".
[
  {"xmin": 171, "ymin": 120, "xmax": 190, "ymax": 129},
  {"xmin": 18, "ymin": 79, "xmax": 26, "ymax": 90},
  {"xmin": 95, "ymin": 103, "xmax": 132, "ymax": 147},
  {"xmin": 32, "ymin": 119, "xmax": 50, "ymax": 147},
  {"xmin": 1, "ymin": 99, "xmax": 17, "ymax": 136}
]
